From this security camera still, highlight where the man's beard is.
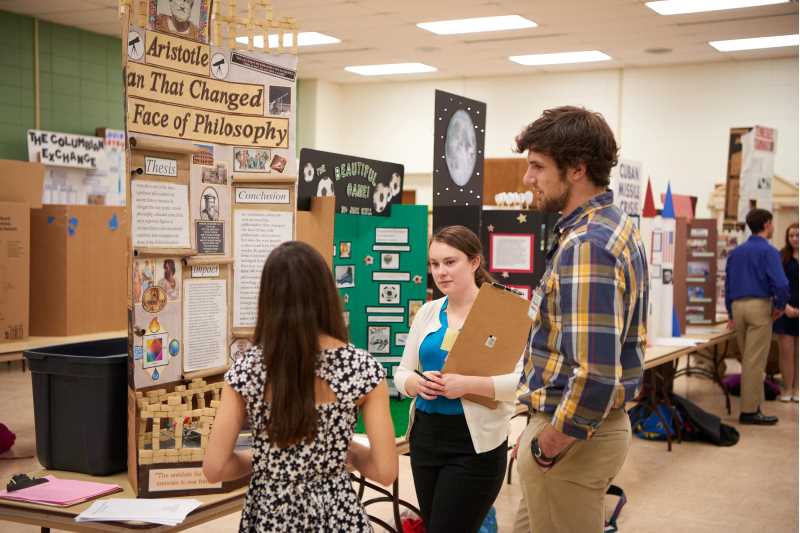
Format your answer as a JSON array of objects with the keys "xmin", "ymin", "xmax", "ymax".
[{"xmin": 536, "ymin": 186, "xmax": 569, "ymax": 214}]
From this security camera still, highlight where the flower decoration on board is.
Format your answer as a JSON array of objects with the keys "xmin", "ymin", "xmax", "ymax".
[
  {"xmin": 413, "ymin": 275, "xmax": 423, "ymax": 284},
  {"xmin": 364, "ymin": 255, "xmax": 374, "ymax": 266}
]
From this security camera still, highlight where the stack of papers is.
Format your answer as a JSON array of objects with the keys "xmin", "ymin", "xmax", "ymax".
[
  {"xmin": 75, "ymin": 498, "xmax": 202, "ymax": 526},
  {"xmin": 0, "ymin": 476, "xmax": 121, "ymax": 507}
]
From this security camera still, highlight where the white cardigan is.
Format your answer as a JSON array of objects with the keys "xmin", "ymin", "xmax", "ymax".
[{"xmin": 394, "ymin": 297, "xmax": 524, "ymax": 454}]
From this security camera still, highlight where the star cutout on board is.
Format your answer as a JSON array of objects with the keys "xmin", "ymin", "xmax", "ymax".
[
  {"xmin": 516, "ymin": 213, "xmax": 528, "ymax": 224},
  {"xmin": 501, "ymin": 272, "xmax": 510, "ymax": 279},
  {"xmin": 487, "ymin": 224, "xmax": 495, "ymax": 232}
]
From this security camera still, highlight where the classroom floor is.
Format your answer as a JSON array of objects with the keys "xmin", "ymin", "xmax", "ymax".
[{"xmin": 1, "ymin": 360, "xmax": 797, "ymax": 533}]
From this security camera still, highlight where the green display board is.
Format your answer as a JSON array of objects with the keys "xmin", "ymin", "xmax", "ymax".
[{"xmin": 333, "ymin": 204, "xmax": 428, "ymax": 398}]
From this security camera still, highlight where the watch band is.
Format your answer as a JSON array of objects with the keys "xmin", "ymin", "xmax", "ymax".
[{"xmin": 531, "ymin": 437, "xmax": 555, "ymax": 466}]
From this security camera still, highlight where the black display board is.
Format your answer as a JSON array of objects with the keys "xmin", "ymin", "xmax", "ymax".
[
  {"xmin": 298, "ymin": 148, "xmax": 404, "ymax": 216},
  {"xmin": 479, "ymin": 209, "xmax": 559, "ymax": 300},
  {"xmin": 432, "ymin": 90, "xmax": 486, "ymax": 207}
]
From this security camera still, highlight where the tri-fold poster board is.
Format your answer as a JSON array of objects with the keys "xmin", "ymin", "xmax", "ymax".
[
  {"xmin": 121, "ymin": 1, "xmax": 307, "ymax": 497},
  {"xmin": 332, "ymin": 205, "xmax": 428, "ymax": 396}
]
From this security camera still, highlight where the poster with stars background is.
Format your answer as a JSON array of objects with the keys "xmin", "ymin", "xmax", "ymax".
[
  {"xmin": 480, "ymin": 209, "xmax": 559, "ymax": 299},
  {"xmin": 432, "ymin": 90, "xmax": 486, "ymax": 237}
]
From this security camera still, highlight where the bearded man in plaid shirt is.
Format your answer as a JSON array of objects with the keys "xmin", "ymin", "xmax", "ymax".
[{"xmin": 512, "ymin": 106, "xmax": 649, "ymax": 533}]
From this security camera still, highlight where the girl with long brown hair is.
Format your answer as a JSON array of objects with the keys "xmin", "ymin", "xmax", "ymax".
[
  {"xmin": 394, "ymin": 225, "xmax": 524, "ymax": 533},
  {"xmin": 204, "ymin": 241, "xmax": 397, "ymax": 531},
  {"xmin": 774, "ymin": 222, "xmax": 799, "ymax": 401}
]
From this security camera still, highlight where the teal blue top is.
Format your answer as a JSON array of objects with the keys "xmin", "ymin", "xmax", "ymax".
[{"xmin": 415, "ymin": 299, "xmax": 464, "ymax": 415}]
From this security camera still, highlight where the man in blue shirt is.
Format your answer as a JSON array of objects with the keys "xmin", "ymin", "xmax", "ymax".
[{"xmin": 726, "ymin": 208, "xmax": 792, "ymax": 425}]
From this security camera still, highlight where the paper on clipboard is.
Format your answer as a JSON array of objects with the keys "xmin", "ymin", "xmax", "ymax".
[{"xmin": 442, "ymin": 283, "xmax": 532, "ymax": 409}]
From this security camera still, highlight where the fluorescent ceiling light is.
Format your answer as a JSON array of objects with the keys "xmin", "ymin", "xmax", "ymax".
[
  {"xmin": 417, "ymin": 15, "xmax": 536, "ymax": 35},
  {"xmin": 344, "ymin": 63, "xmax": 438, "ymax": 76},
  {"xmin": 709, "ymin": 33, "xmax": 799, "ymax": 51},
  {"xmin": 235, "ymin": 32, "xmax": 340, "ymax": 48},
  {"xmin": 646, "ymin": 0, "xmax": 789, "ymax": 15},
  {"xmin": 509, "ymin": 51, "xmax": 612, "ymax": 66}
]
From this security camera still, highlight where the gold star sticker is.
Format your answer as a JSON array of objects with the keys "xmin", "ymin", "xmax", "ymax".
[
  {"xmin": 516, "ymin": 213, "xmax": 527, "ymax": 224},
  {"xmin": 487, "ymin": 224, "xmax": 495, "ymax": 232}
]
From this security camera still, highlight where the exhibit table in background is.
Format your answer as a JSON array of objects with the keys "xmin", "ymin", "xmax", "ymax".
[
  {"xmin": 641, "ymin": 324, "xmax": 737, "ymax": 451},
  {"xmin": 0, "ymin": 469, "xmax": 246, "ymax": 533},
  {"xmin": 0, "ymin": 331, "xmax": 127, "ymax": 371}
]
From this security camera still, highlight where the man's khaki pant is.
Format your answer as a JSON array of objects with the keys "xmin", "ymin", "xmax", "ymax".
[
  {"xmin": 733, "ymin": 298, "xmax": 773, "ymax": 413},
  {"xmin": 512, "ymin": 409, "xmax": 631, "ymax": 533}
]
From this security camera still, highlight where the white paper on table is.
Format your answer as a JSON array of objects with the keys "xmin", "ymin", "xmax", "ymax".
[
  {"xmin": 75, "ymin": 498, "xmax": 201, "ymax": 526},
  {"xmin": 652, "ymin": 337, "xmax": 708, "ymax": 347}
]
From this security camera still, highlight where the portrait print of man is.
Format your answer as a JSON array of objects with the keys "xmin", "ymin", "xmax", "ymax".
[
  {"xmin": 201, "ymin": 192, "xmax": 219, "ymax": 221},
  {"xmin": 152, "ymin": 0, "xmax": 206, "ymax": 42}
]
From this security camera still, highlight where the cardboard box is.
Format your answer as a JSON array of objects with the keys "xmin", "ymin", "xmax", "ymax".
[
  {"xmin": 0, "ymin": 159, "xmax": 45, "ymax": 208},
  {"xmin": 0, "ymin": 202, "xmax": 30, "ymax": 341},
  {"xmin": 30, "ymin": 205, "xmax": 127, "ymax": 336}
]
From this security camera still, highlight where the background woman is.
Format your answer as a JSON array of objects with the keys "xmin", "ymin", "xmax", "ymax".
[
  {"xmin": 774, "ymin": 222, "xmax": 799, "ymax": 401},
  {"xmin": 204, "ymin": 241, "xmax": 397, "ymax": 532},
  {"xmin": 394, "ymin": 225, "xmax": 524, "ymax": 533}
]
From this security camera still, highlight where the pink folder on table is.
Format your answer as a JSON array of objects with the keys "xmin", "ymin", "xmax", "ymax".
[{"xmin": 0, "ymin": 475, "xmax": 121, "ymax": 507}]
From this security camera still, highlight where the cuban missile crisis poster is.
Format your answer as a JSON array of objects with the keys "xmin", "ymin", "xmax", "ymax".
[{"xmin": 298, "ymin": 148, "xmax": 404, "ymax": 216}]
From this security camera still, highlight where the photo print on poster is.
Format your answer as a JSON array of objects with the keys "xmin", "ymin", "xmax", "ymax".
[
  {"xmin": 368, "ymin": 326, "xmax": 391, "ymax": 354},
  {"xmin": 432, "ymin": 90, "xmax": 486, "ymax": 208},
  {"xmin": 268, "ymin": 86, "xmax": 291, "ymax": 115},
  {"xmin": 379, "ymin": 283, "xmax": 401, "ymax": 304},
  {"xmin": 234, "ymin": 147, "xmax": 271, "ymax": 173},
  {"xmin": 335, "ymin": 265, "xmax": 355, "ymax": 288},
  {"xmin": 149, "ymin": 0, "xmax": 210, "ymax": 43},
  {"xmin": 298, "ymin": 148, "xmax": 404, "ymax": 216}
]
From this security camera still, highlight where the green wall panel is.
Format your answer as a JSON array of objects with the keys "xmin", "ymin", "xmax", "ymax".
[
  {"xmin": 0, "ymin": 11, "xmax": 34, "ymax": 160},
  {"xmin": 0, "ymin": 10, "xmax": 125, "ymax": 160}
]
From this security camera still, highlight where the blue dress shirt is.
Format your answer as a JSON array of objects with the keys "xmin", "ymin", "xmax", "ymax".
[
  {"xmin": 415, "ymin": 299, "xmax": 464, "ymax": 415},
  {"xmin": 725, "ymin": 235, "xmax": 790, "ymax": 318}
]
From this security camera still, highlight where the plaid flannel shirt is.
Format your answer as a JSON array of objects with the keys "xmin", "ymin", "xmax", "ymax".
[{"xmin": 520, "ymin": 191, "xmax": 648, "ymax": 439}]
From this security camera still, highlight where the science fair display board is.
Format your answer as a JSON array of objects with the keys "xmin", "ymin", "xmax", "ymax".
[
  {"xmin": 122, "ymin": 0, "xmax": 300, "ymax": 497},
  {"xmin": 479, "ymin": 208, "xmax": 558, "ymax": 300},
  {"xmin": 332, "ymin": 205, "xmax": 428, "ymax": 396},
  {"xmin": 431, "ymin": 90, "xmax": 486, "ymax": 237},
  {"xmin": 674, "ymin": 218, "xmax": 718, "ymax": 329}
]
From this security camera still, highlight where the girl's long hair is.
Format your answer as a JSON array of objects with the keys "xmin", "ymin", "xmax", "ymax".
[
  {"xmin": 780, "ymin": 222, "xmax": 799, "ymax": 266},
  {"xmin": 252, "ymin": 241, "xmax": 347, "ymax": 448},
  {"xmin": 430, "ymin": 225, "xmax": 494, "ymax": 287}
]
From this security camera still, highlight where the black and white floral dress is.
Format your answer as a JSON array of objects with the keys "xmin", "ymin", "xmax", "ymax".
[{"xmin": 225, "ymin": 344, "xmax": 385, "ymax": 532}]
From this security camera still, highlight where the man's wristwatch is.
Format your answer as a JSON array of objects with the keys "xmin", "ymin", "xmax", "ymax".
[{"xmin": 531, "ymin": 437, "xmax": 556, "ymax": 467}]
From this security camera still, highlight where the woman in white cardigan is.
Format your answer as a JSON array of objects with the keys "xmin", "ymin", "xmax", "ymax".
[{"xmin": 394, "ymin": 225, "xmax": 524, "ymax": 533}]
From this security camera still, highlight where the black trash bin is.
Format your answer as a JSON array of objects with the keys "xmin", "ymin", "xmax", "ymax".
[{"xmin": 24, "ymin": 338, "xmax": 128, "ymax": 476}]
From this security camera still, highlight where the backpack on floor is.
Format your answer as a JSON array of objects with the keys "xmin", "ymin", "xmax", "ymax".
[
  {"xmin": 721, "ymin": 373, "xmax": 781, "ymax": 401},
  {"xmin": 628, "ymin": 403, "xmax": 681, "ymax": 441}
]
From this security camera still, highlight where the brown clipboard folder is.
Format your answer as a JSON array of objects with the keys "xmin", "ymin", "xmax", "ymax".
[{"xmin": 442, "ymin": 282, "xmax": 532, "ymax": 409}]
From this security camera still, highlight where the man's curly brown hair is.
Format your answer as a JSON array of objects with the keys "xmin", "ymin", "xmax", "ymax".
[{"xmin": 515, "ymin": 106, "xmax": 619, "ymax": 188}]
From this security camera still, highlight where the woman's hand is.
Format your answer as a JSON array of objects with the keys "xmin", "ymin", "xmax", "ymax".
[
  {"xmin": 410, "ymin": 371, "xmax": 445, "ymax": 400},
  {"xmin": 439, "ymin": 373, "xmax": 473, "ymax": 399}
]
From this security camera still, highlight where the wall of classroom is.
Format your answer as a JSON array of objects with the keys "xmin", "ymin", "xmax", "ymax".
[
  {"xmin": 0, "ymin": 10, "xmax": 124, "ymax": 161},
  {"xmin": 301, "ymin": 57, "xmax": 799, "ymax": 217}
]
